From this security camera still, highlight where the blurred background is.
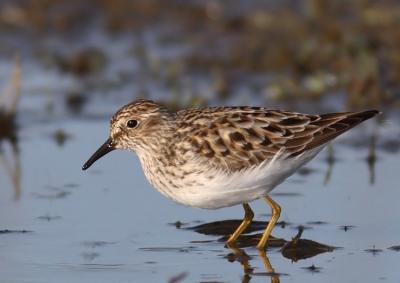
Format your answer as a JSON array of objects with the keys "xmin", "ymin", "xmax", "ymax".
[
  {"xmin": 1, "ymin": 0, "xmax": 400, "ymax": 112},
  {"xmin": 0, "ymin": 1, "xmax": 399, "ymax": 282}
]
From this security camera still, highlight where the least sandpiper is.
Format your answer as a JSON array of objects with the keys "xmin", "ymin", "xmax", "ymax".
[{"xmin": 82, "ymin": 99, "xmax": 379, "ymax": 250}]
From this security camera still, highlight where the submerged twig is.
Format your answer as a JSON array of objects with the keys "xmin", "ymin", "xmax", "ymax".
[
  {"xmin": 367, "ymin": 133, "xmax": 377, "ymax": 185},
  {"xmin": 323, "ymin": 144, "xmax": 335, "ymax": 185}
]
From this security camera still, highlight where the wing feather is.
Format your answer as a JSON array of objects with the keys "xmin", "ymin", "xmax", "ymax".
[{"xmin": 175, "ymin": 108, "xmax": 379, "ymax": 171}]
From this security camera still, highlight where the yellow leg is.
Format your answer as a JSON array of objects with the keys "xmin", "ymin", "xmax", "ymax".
[
  {"xmin": 226, "ymin": 203, "xmax": 254, "ymax": 247},
  {"xmin": 256, "ymin": 195, "xmax": 281, "ymax": 250}
]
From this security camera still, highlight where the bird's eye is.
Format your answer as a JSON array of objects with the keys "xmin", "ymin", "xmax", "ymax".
[{"xmin": 127, "ymin": 119, "xmax": 139, "ymax": 128}]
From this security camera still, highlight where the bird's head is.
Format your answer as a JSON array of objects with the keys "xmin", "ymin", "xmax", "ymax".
[{"xmin": 82, "ymin": 99, "xmax": 172, "ymax": 170}]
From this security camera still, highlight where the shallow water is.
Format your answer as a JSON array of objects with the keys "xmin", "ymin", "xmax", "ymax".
[{"xmin": 0, "ymin": 100, "xmax": 399, "ymax": 282}]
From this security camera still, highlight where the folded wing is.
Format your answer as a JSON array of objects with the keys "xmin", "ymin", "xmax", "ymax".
[{"xmin": 177, "ymin": 107, "xmax": 379, "ymax": 171}]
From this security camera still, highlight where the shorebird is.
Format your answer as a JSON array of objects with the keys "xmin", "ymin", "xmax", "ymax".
[{"xmin": 82, "ymin": 99, "xmax": 379, "ymax": 250}]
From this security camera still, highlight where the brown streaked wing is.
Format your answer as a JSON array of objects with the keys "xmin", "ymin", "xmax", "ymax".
[
  {"xmin": 176, "ymin": 108, "xmax": 379, "ymax": 171},
  {"xmin": 291, "ymin": 110, "xmax": 379, "ymax": 155}
]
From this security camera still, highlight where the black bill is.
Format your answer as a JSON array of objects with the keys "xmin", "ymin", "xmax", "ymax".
[{"xmin": 82, "ymin": 138, "xmax": 115, "ymax": 170}]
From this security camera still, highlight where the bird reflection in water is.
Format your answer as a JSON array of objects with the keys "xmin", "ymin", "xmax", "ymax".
[
  {"xmin": 226, "ymin": 244, "xmax": 281, "ymax": 283},
  {"xmin": 188, "ymin": 221, "xmax": 336, "ymax": 282}
]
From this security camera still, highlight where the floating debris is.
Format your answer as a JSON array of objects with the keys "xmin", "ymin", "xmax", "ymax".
[
  {"xmin": 65, "ymin": 92, "xmax": 87, "ymax": 114},
  {"xmin": 32, "ymin": 190, "xmax": 71, "ymax": 200},
  {"xmin": 81, "ymin": 251, "xmax": 100, "ymax": 262},
  {"xmin": 388, "ymin": 245, "xmax": 400, "ymax": 252},
  {"xmin": 37, "ymin": 214, "xmax": 62, "ymax": 221},
  {"xmin": 365, "ymin": 246, "xmax": 383, "ymax": 256},
  {"xmin": 302, "ymin": 264, "xmax": 322, "ymax": 273},
  {"xmin": 64, "ymin": 183, "xmax": 79, "ymax": 188},
  {"xmin": 306, "ymin": 221, "xmax": 328, "ymax": 226},
  {"xmin": 52, "ymin": 129, "xmax": 72, "ymax": 146},
  {"xmin": 0, "ymin": 229, "xmax": 32, "ymax": 234},
  {"xmin": 339, "ymin": 225, "xmax": 356, "ymax": 232},
  {"xmin": 168, "ymin": 221, "xmax": 187, "ymax": 229},
  {"xmin": 81, "ymin": 241, "xmax": 116, "ymax": 248},
  {"xmin": 140, "ymin": 246, "xmax": 198, "ymax": 253},
  {"xmin": 167, "ymin": 272, "xmax": 188, "ymax": 283},
  {"xmin": 297, "ymin": 167, "xmax": 317, "ymax": 176},
  {"xmin": 57, "ymin": 48, "xmax": 107, "ymax": 76}
]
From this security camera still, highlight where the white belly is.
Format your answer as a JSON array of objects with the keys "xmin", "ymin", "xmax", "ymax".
[{"xmin": 142, "ymin": 147, "xmax": 323, "ymax": 209}]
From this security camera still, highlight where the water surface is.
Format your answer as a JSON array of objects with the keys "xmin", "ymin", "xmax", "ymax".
[{"xmin": 0, "ymin": 103, "xmax": 399, "ymax": 282}]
